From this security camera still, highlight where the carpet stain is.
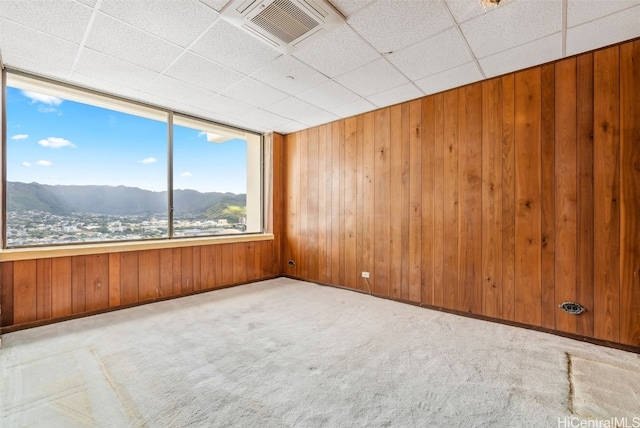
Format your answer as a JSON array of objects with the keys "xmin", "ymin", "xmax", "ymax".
[
  {"xmin": 89, "ymin": 347, "xmax": 146, "ymax": 427},
  {"xmin": 567, "ymin": 352, "xmax": 575, "ymax": 414}
]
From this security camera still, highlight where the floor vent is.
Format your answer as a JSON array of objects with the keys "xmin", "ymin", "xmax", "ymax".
[{"xmin": 220, "ymin": 0, "xmax": 345, "ymax": 54}]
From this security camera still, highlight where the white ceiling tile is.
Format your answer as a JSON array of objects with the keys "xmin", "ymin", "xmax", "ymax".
[
  {"xmin": 145, "ymin": 75, "xmax": 217, "ymax": 108},
  {"xmin": 366, "ymin": 83, "xmax": 423, "ymax": 108},
  {"xmin": 1, "ymin": 52, "xmax": 72, "ymax": 81},
  {"xmin": 250, "ymin": 55, "xmax": 329, "ymax": 95},
  {"xmin": 387, "ymin": 27, "xmax": 472, "ymax": 81},
  {"xmin": 190, "ymin": 19, "xmax": 281, "ymax": 75},
  {"xmin": 221, "ymin": 78, "xmax": 289, "ymax": 109},
  {"xmin": 239, "ymin": 107, "xmax": 291, "ymax": 130},
  {"xmin": 329, "ymin": 0, "xmax": 375, "ymax": 17},
  {"xmin": 334, "ymin": 58, "xmax": 408, "ymax": 97},
  {"xmin": 269, "ymin": 97, "xmax": 325, "ymax": 121},
  {"xmin": 73, "ymin": 48, "xmax": 160, "ymax": 90},
  {"xmin": 296, "ymin": 80, "xmax": 360, "ymax": 110},
  {"xmin": 415, "ymin": 61, "xmax": 483, "ymax": 95},
  {"xmin": 567, "ymin": 0, "xmax": 640, "ymax": 27},
  {"xmin": 445, "ymin": 0, "xmax": 487, "ymax": 24},
  {"xmin": 479, "ymin": 32, "xmax": 562, "ymax": 78},
  {"xmin": 348, "ymin": 1, "xmax": 453, "ymax": 53},
  {"xmin": 205, "ymin": 94, "xmax": 256, "ymax": 118},
  {"xmin": 293, "ymin": 25, "xmax": 381, "ymax": 78},
  {"xmin": 331, "ymin": 98, "xmax": 377, "ymax": 119},
  {"xmin": 198, "ymin": 0, "xmax": 230, "ymax": 12},
  {"xmin": 0, "ymin": 0, "xmax": 92, "ymax": 44},
  {"xmin": 164, "ymin": 52, "xmax": 244, "ymax": 94},
  {"xmin": 86, "ymin": 13, "xmax": 183, "ymax": 72},
  {"xmin": 461, "ymin": 0, "xmax": 562, "ymax": 58},
  {"xmin": 299, "ymin": 111, "xmax": 340, "ymax": 128},
  {"xmin": 98, "ymin": 0, "xmax": 218, "ymax": 47},
  {"xmin": 275, "ymin": 121, "xmax": 308, "ymax": 134},
  {"xmin": 68, "ymin": 72, "xmax": 148, "ymax": 103},
  {"xmin": 0, "ymin": 19, "xmax": 78, "ymax": 71},
  {"xmin": 566, "ymin": 6, "xmax": 640, "ymax": 56},
  {"xmin": 76, "ymin": 0, "xmax": 97, "ymax": 6}
]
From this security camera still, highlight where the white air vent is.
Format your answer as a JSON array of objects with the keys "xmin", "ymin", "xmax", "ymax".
[{"xmin": 220, "ymin": 0, "xmax": 345, "ymax": 54}]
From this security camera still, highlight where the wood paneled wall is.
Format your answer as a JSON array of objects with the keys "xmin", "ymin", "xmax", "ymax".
[
  {"xmin": 282, "ymin": 40, "xmax": 640, "ymax": 348},
  {"xmin": 0, "ymin": 133, "xmax": 285, "ymax": 330}
]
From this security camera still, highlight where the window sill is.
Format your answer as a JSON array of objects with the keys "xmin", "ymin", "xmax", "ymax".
[{"xmin": 0, "ymin": 233, "xmax": 274, "ymax": 262}]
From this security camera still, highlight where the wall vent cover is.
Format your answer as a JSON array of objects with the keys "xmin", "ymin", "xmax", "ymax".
[{"xmin": 220, "ymin": 0, "xmax": 345, "ymax": 54}]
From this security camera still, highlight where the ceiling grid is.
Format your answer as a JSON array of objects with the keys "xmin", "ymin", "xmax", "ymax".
[{"xmin": 0, "ymin": 0, "xmax": 638, "ymax": 134}]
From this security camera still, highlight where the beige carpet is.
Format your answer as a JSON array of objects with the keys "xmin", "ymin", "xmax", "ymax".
[{"xmin": 1, "ymin": 277, "xmax": 638, "ymax": 427}]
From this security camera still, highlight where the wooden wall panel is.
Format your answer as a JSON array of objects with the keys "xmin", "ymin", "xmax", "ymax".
[
  {"xmin": 514, "ymin": 68, "xmax": 542, "ymax": 327},
  {"xmin": 138, "ymin": 250, "xmax": 160, "ymax": 302},
  {"xmin": 192, "ymin": 247, "xmax": 201, "ymax": 291},
  {"xmin": 362, "ymin": 113, "xmax": 375, "ymax": 294},
  {"xmin": 540, "ymin": 63, "xmax": 556, "ymax": 330},
  {"xmin": 443, "ymin": 90, "xmax": 459, "ymax": 310},
  {"xmin": 71, "ymin": 256, "xmax": 86, "ymax": 314},
  {"xmin": 421, "ymin": 96, "xmax": 435, "ymax": 306},
  {"xmin": 307, "ymin": 127, "xmax": 320, "ymax": 282},
  {"xmin": 13, "ymin": 260, "xmax": 37, "ymax": 324},
  {"xmin": 344, "ymin": 117, "xmax": 358, "ymax": 290},
  {"xmin": 317, "ymin": 125, "xmax": 329, "ymax": 285},
  {"xmin": 1, "ymin": 262, "xmax": 14, "ymax": 326},
  {"xmin": 389, "ymin": 104, "xmax": 404, "ymax": 299},
  {"xmin": 374, "ymin": 108, "xmax": 391, "ymax": 296},
  {"xmin": 36, "ymin": 259, "xmax": 52, "ymax": 320},
  {"xmin": 298, "ymin": 130, "xmax": 309, "ymax": 280},
  {"xmin": 281, "ymin": 39, "xmax": 640, "ymax": 348},
  {"xmin": 576, "ymin": 54, "xmax": 595, "ymax": 337},
  {"xmin": 458, "ymin": 84, "xmax": 482, "ymax": 313},
  {"xmin": 52, "ymin": 257, "xmax": 72, "ymax": 317},
  {"xmin": 2, "ymin": 239, "xmax": 280, "ymax": 329},
  {"xmin": 619, "ymin": 40, "xmax": 640, "ymax": 347},
  {"xmin": 554, "ymin": 58, "xmax": 578, "ymax": 334},
  {"xmin": 593, "ymin": 46, "xmax": 621, "ymax": 342},
  {"xmin": 181, "ymin": 247, "xmax": 194, "ymax": 293},
  {"xmin": 85, "ymin": 254, "xmax": 109, "ymax": 312},
  {"xmin": 408, "ymin": 100, "xmax": 423, "ymax": 303},
  {"xmin": 501, "ymin": 74, "xmax": 516, "ymax": 321},
  {"xmin": 481, "ymin": 78, "xmax": 503, "ymax": 318},
  {"xmin": 330, "ymin": 123, "xmax": 341, "ymax": 286},
  {"xmin": 432, "ymin": 93, "xmax": 445, "ymax": 307}
]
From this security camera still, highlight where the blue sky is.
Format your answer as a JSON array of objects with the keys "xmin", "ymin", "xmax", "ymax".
[{"xmin": 6, "ymin": 86, "xmax": 247, "ymax": 194}]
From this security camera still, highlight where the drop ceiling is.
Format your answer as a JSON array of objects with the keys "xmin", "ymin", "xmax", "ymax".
[{"xmin": 0, "ymin": 0, "xmax": 638, "ymax": 135}]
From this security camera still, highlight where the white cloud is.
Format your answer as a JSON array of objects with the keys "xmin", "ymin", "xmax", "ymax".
[
  {"xmin": 38, "ymin": 137, "xmax": 75, "ymax": 148},
  {"xmin": 140, "ymin": 157, "xmax": 157, "ymax": 164},
  {"xmin": 36, "ymin": 160, "xmax": 52, "ymax": 166},
  {"xmin": 198, "ymin": 131, "xmax": 207, "ymax": 138},
  {"xmin": 38, "ymin": 106, "xmax": 59, "ymax": 114},
  {"xmin": 22, "ymin": 90, "xmax": 63, "ymax": 106},
  {"xmin": 180, "ymin": 171, "xmax": 193, "ymax": 177},
  {"xmin": 22, "ymin": 162, "xmax": 32, "ymax": 167},
  {"xmin": 11, "ymin": 134, "xmax": 29, "ymax": 140}
]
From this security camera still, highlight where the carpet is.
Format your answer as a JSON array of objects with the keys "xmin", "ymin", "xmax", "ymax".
[{"xmin": 1, "ymin": 278, "xmax": 638, "ymax": 427}]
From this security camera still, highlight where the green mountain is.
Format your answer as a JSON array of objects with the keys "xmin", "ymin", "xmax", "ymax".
[
  {"xmin": 7, "ymin": 182, "xmax": 246, "ymax": 218},
  {"xmin": 7, "ymin": 182, "xmax": 70, "ymax": 215},
  {"xmin": 205, "ymin": 200, "xmax": 247, "ymax": 223}
]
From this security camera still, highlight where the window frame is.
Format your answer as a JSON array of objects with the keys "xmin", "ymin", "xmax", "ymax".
[{"xmin": 1, "ymin": 69, "xmax": 266, "ymax": 250}]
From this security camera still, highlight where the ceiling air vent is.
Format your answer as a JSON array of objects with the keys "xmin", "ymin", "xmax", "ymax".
[{"xmin": 220, "ymin": 0, "xmax": 345, "ymax": 54}]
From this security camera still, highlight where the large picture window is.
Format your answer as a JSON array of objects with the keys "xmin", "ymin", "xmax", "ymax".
[{"xmin": 3, "ymin": 72, "xmax": 263, "ymax": 248}]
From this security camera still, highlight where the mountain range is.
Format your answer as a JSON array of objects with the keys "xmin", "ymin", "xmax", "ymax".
[{"xmin": 7, "ymin": 182, "xmax": 246, "ymax": 219}]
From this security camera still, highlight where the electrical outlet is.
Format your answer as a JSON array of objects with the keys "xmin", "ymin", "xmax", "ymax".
[{"xmin": 361, "ymin": 271, "xmax": 370, "ymax": 279}]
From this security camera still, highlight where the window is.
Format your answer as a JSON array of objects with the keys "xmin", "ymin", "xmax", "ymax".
[
  {"xmin": 172, "ymin": 115, "xmax": 262, "ymax": 237},
  {"xmin": 3, "ymin": 72, "xmax": 263, "ymax": 248}
]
